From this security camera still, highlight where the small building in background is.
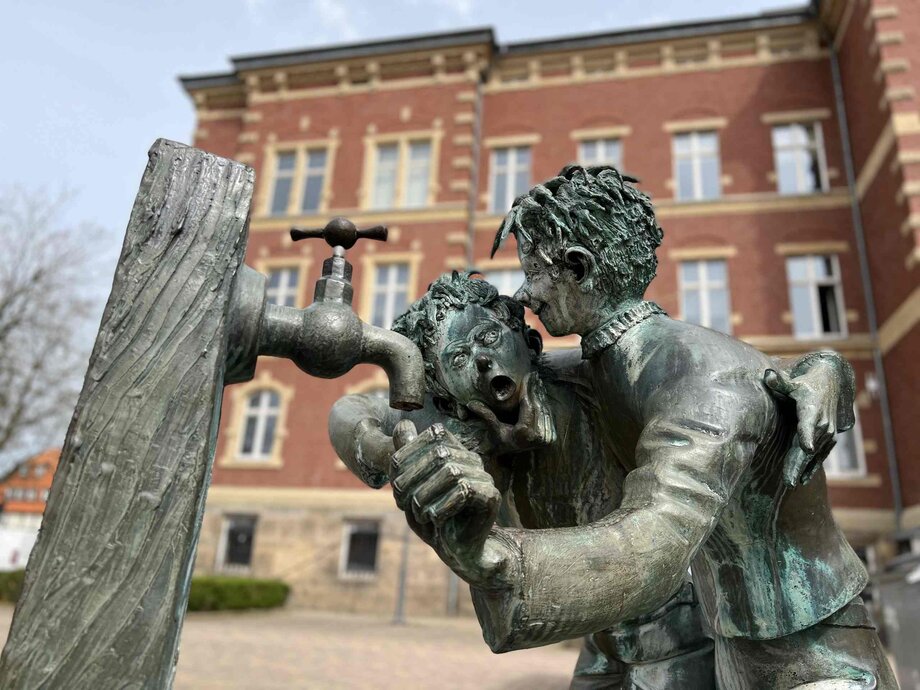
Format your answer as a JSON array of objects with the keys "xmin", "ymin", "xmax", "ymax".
[{"xmin": 0, "ymin": 449, "xmax": 58, "ymax": 571}]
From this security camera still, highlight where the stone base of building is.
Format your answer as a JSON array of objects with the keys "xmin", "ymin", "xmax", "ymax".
[{"xmin": 194, "ymin": 486, "xmax": 476, "ymax": 619}]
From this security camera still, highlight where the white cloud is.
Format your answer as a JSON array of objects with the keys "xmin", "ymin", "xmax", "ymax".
[{"xmin": 311, "ymin": 0, "xmax": 360, "ymax": 41}]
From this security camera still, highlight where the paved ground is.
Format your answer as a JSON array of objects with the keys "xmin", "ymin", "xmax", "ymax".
[{"xmin": 0, "ymin": 605, "xmax": 579, "ymax": 689}]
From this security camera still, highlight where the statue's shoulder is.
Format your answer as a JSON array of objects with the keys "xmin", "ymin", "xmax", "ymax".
[{"xmin": 624, "ymin": 316, "xmax": 772, "ymax": 392}]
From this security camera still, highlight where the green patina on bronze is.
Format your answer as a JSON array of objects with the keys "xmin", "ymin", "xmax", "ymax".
[{"xmin": 331, "ymin": 165, "xmax": 897, "ymax": 689}]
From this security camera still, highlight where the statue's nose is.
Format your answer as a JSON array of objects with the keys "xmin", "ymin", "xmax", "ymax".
[
  {"xmin": 513, "ymin": 285, "xmax": 530, "ymax": 306},
  {"xmin": 475, "ymin": 354, "xmax": 492, "ymax": 373}
]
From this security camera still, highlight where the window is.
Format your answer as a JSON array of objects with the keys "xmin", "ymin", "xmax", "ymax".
[
  {"xmin": 371, "ymin": 140, "xmax": 432, "ymax": 209},
  {"xmin": 17, "ymin": 466, "xmax": 28, "ymax": 478},
  {"xmin": 238, "ymin": 390, "xmax": 281, "ymax": 459},
  {"xmin": 369, "ymin": 263, "xmax": 410, "ymax": 329},
  {"xmin": 578, "ymin": 138, "xmax": 622, "ymax": 168},
  {"xmin": 269, "ymin": 151, "xmax": 296, "ymax": 215},
  {"xmin": 679, "ymin": 260, "xmax": 731, "ymax": 333},
  {"xmin": 33, "ymin": 464, "xmax": 47, "ymax": 478},
  {"xmin": 404, "ymin": 141, "xmax": 432, "ymax": 208},
  {"xmin": 220, "ymin": 515, "xmax": 257, "ymax": 568},
  {"xmin": 786, "ymin": 255, "xmax": 846, "ymax": 338},
  {"xmin": 673, "ymin": 131, "xmax": 721, "ymax": 201},
  {"xmin": 373, "ymin": 144, "xmax": 399, "ymax": 209},
  {"xmin": 485, "ymin": 269, "xmax": 525, "ymax": 297},
  {"xmin": 23, "ymin": 489, "xmax": 36, "ymax": 501},
  {"xmin": 490, "ymin": 147, "xmax": 531, "ymax": 213},
  {"xmin": 269, "ymin": 147, "xmax": 330, "ymax": 216},
  {"xmin": 340, "ymin": 520, "xmax": 380, "ymax": 577},
  {"xmin": 266, "ymin": 267, "xmax": 300, "ymax": 307},
  {"xmin": 772, "ymin": 123, "xmax": 828, "ymax": 195},
  {"xmin": 300, "ymin": 149, "xmax": 327, "ymax": 213},
  {"xmin": 825, "ymin": 411, "xmax": 866, "ymax": 478}
]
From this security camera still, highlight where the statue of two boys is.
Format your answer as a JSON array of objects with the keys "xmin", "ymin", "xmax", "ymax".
[{"xmin": 330, "ymin": 166, "xmax": 896, "ymax": 689}]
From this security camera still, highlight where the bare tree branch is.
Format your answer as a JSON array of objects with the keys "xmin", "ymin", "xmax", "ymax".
[{"xmin": 0, "ymin": 187, "xmax": 108, "ymax": 467}]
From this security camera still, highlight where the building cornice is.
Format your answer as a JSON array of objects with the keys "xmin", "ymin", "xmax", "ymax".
[
  {"xmin": 230, "ymin": 27, "xmax": 496, "ymax": 72},
  {"xmin": 500, "ymin": 7, "xmax": 815, "ymax": 57}
]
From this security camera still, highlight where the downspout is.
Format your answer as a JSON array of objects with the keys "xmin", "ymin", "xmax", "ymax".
[
  {"xmin": 465, "ymin": 60, "xmax": 487, "ymax": 268},
  {"xmin": 826, "ymin": 31, "xmax": 903, "ymax": 530}
]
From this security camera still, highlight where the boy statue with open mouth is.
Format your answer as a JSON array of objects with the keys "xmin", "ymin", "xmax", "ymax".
[{"xmin": 329, "ymin": 165, "xmax": 895, "ymax": 689}]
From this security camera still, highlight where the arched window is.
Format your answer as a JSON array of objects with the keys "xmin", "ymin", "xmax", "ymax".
[{"xmin": 238, "ymin": 390, "xmax": 281, "ymax": 459}]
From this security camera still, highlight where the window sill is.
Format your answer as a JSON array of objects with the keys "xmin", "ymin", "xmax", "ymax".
[
  {"xmin": 220, "ymin": 458, "xmax": 284, "ymax": 470},
  {"xmin": 791, "ymin": 332, "xmax": 847, "ymax": 341},
  {"xmin": 338, "ymin": 571, "xmax": 378, "ymax": 582},
  {"xmin": 826, "ymin": 473, "xmax": 880, "ymax": 488}
]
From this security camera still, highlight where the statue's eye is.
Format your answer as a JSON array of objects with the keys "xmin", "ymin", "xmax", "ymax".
[
  {"xmin": 451, "ymin": 352, "xmax": 468, "ymax": 368},
  {"xmin": 481, "ymin": 329, "xmax": 499, "ymax": 345}
]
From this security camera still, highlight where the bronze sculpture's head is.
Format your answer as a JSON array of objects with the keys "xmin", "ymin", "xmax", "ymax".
[
  {"xmin": 493, "ymin": 164, "xmax": 664, "ymax": 336},
  {"xmin": 392, "ymin": 272, "xmax": 541, "ymax": 420}
]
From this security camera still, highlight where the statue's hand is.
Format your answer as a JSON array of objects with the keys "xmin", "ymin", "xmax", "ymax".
[
  {"xmin": 389, "ymin": 420, "xmax": 505, "ymax": 586},
  {"xmin": 765, "ymin": 358, "xmax": 855, "ymax": 487},
  {"xmin": 467, "ymin": 372, "xmax": 556, "ymax": 454}
]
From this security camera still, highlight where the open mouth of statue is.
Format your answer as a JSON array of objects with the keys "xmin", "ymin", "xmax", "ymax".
[{"xmin": 490, "ymin": 375, "xmax": 517, "ymax": 403}]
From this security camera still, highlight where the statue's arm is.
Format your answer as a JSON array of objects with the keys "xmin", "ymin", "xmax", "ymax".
[
  {"xmin": 765, "ymin": 350, "xmax": 857, "ymax": 486},
  {"xmin": 469, "ymin": 377, "xmax": 766, "ymax": 652},
  {"xmin": 328, "ymin": 394, "xmax": 402, "ymax": 488}
]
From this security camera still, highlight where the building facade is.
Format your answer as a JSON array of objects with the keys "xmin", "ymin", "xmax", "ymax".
[
  {"xmin": 180, "ymin": 0, "xmax": 919, "ymax": 619},
  {"xmin": 0, "ymin": 450, "xmax": 59, "ymax": 571}
]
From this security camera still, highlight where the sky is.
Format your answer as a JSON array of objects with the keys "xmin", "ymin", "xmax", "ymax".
[
  {"xmin": 0, "ymin": 0, "xmax": 800, "ymax": 457},
  {"xmin": 4, "ymin": 0, "xmax": 801, "ymax": 242}
]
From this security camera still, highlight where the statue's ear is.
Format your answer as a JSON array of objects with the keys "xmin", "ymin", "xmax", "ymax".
[
  {"xmin": 564, "ymin": 246, "xmax": 596, "ymax": 285},
  {"xmin": 525, "ymin": 327, "xmax": 543, "ymax": 357}
]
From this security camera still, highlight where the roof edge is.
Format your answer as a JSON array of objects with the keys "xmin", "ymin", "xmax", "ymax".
[
  {"xmin": 231, "ymin": 26, "xmax": 496, "ymax": 72},
  {"xmin": 502, "ymin": 6, "xmax": 815, "ymax": 56}
]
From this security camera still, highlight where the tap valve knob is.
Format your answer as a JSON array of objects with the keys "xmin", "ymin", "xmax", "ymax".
[{"xmin": 290, "ymin": 217, "xmax": 388, "ymax": 250}]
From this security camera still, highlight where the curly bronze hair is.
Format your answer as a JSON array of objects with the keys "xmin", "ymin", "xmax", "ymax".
[
  {"xmin": 492, "ymin": 164, "xmax": 664, "ymax": 300},
  {"xmin": 391, "ymin": 271, "xmax": 536, "ymax": 409}
]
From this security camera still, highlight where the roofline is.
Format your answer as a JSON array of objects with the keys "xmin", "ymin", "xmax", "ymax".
[
  {"xmin": 231, "ymin": 26, "xmax": 495, "ymax": 72},
  {"xmin": 179, "ymin": 7, "xmax": 818, "ymax": 94},
  {"xmin": 178, "ymin": 72, "xmax": 243, "ymax": 91},
  {"xmin": 502, "ymin": 6, "xmax": 815, "ymax": 56}
]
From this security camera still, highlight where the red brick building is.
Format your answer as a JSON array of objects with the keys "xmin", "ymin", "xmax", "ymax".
[
  {"xmin": 180, "ymin": 0, "xmax": 918, "ymax": 618},
  {"xmin": 0, "ymin": 449, "xmax": 59, "ymax": 571}
]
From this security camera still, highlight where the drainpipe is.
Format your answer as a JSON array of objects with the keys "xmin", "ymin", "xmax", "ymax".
[
  {"xmin": 465, "ymin": 63, "xmax": 486, "ymax": 269},
  {"xmin": 827, "ymin": 34, "xmax": 903, "ymax": 530}
]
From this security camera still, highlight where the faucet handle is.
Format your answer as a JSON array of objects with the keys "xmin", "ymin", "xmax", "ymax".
[{"xmin": 290, "ymin": 217, "xmax": 388, "ymax": 250}]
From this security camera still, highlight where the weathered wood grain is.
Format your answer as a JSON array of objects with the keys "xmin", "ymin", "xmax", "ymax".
[{"xmin": 0, "ymin": 139, "xmax": 253, "ymax": 689}]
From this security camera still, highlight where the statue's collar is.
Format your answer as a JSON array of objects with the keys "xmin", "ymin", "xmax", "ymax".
[{"xmin": 580, "ymin": 301, "xmax": 667, "ymax": 359}]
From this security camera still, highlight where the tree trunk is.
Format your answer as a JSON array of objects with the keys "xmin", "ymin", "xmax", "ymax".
[{"xmin": 0, "ymin": 139, "xmax": 253, "ymax": 689}]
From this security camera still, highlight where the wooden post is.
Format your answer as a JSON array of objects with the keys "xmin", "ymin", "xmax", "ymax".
[{"xmin": 0, "ymin": 140, "xmax": 254, "ymax": 688}]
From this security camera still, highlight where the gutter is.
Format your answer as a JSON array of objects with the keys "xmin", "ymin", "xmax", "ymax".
[{"xmin": 826, "ymin": 31, "xmax": 903, "ymax": 529}]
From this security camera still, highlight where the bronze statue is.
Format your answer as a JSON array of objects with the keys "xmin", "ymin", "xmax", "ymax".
[{"xmin": 330, "ymin": 167, "xmax": 895, "ymax": 688}]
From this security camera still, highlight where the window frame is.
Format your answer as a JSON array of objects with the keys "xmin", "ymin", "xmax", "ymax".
[
  {"xmin": 216, "ymin": 513, "xmax": 258, "ymax": 572},
  {"xmin": 489, "ymin": 146, "xmax": 532, "ymax": 214},
  {"xmin": 672, "ymin": 130, "xmax": 722, "ymax": 202},
  {"xmin": 359, "ymin": 253, "xmax": 420, "ymax": 330},
  {"xmin": 338, "ymin": 518, "xmax": 382, "ymax": 580},
  {"xmin": 577, "ymin": 138, "xmax": 623, "ymax": 168},
  {"xmin": 677, "ymin": 259, "xmax": 732, "ymax": 334},
  {"xmin": 362, "ymin": 129, "xmax": 442, "ymax": 211},
  {"xmin": 785, "ymin": 254, "xmax": 848, "ymax": 340},
  {"xmin": 484, "ymin": 268, "xmax": 525, "ymax": 297},
  {"xmin": 237, "ymin": 389, "xmax": 282, "ymax": 461},
  {"xmin": 771, "ymin": 121, "xmax": 829, "ymax": 196},
  {"xmin": 219, "ymin": 373, "xmax": 294, "ymax": 469},
  {"xmin": 264, "ymin": 266, "xmax": 301, "ymax": 308},
  {"xmin": 824, "ymin": 408, "xmax": 867, "ymax": 479},
  {"xmin": 263, "ymin": 139, "xmax": 337, "ymax": 217},
  {"xmin": 368, "ymin": 262, "xmax": 411, "ymax": 329}
]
